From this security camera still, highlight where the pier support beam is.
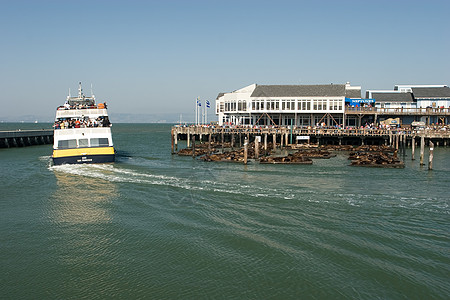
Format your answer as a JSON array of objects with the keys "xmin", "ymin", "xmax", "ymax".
[
  {"xmin": 231, "ymin": 133, "xmax": 235, "ymax": 149},
  {"xmin": 171, "ymin": 129, "xmax": 175, "ymax": 154},
  {"xmin": 264, "ymin": 134, "xmax": 268, "ymax": 154},
  {"xmin": 411, "ymin": 136, "xmax": 415, "ymax": 160},
  {"xmin": 255, "ymin": 136, "xmax": 260, "ymax": 159},
  {"xmin": 208, "ymin": 134, "xmax": 211, "ymax": 155},
  {"xmin": 428, "ymin": 141, "xmax": 434, "ymax": 170},
  {"xmin": 192, "ymin": 135, "xmax": 196, "ymax": 159},
  {"xmin": 243, "ymin": 137, "xmax": 248, "ymax": 165},
  {"xmin": 420, "ymin": 136, "xmax": 425, "ymax": 165},
  {"xmin": 187, "ymin": 130, "xmax": 190, "ymax": 148},
  {"xmin": 273, "ymin": 134, "xmax": 276, "ymax": 151},
  {"xmin": 175, "ymin": 132, "xmax": 178, "ymax": 151},
  {"xmin": 239, "ymin": 132, "xmax": 242, "ymax": 148},
  {"xmin": 221, "ymin": 131, "xmax": 224, "ymax": 151}
]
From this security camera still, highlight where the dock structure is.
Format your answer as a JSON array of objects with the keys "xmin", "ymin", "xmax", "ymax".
[
  {"xmin": 171, "ymin": 125, "xmax": 450, "ymax": 153},
  {"xmin": 0, "ymin": 130, "xmax": 53, "ymax": 148}
]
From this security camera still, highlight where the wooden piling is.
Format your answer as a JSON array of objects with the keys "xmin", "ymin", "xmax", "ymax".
[
  {"xmin": 273, "ymin": 134, "xmax": 276, "ymax": 151},
  {"xmin": 230, "ymin": 133, "xmax": 234, "ymax": 149},
  {"xmin": 187, "ymin": 129, "xmax": 190, "ymax": 148},
  {"xmin": 255, "ymin": 136, "xmax": 260, "ymax": 159},
  {"xmin": 171, "ymin": 129, "xmax": 174, "ymax": 154},
  {"xmin": 208, "ymin": 134, "xmax": 211, "ymax": 155},
  {"xmin": 411, "ymin": 136, "xmax": 415, "ymax": 160},
  {"xmin": 175, "ymin": 131, "xmax": 178, "ymax": 151},
  {"xmin": 221, "ymin": 131, "xmax": 224, "ymax": 152},
  {"xmin": 243, "ymin": 137, "xmax": 248, "ymax": 165},
  {"xmin": 428, "ymin": 141, "xmax": 434, "ymax": 170},
  {"xmin": 192, "ymin": 135, "xmax": 196, "ymax": 159},
  {"xmin": 264, "ymin": 134, "xmax": 268, "ymax": 153},
  {"xmin": 420, "ymin": 136, "xmax": 425, "ymax": 165}
]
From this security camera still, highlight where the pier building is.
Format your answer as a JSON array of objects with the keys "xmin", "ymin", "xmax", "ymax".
[
  {"xmin": 0, "ymin": 129, "xmax": 53, "ymax": 148},
  {"xmin": 367, "ymin": 84, "xmax": 450, "ymax": 110},
  {"xmin": 216, "ymin": 83, "xmax": 450, "ymax": 127},
  {"xmin": 363, "ymin": 84, "xmax": 450, "ymax": 126},
  {"xmin": 215, "ymin": 82, "xmax": 361, "ymax": 127}
]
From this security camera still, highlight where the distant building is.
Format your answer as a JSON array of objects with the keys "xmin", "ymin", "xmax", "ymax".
[
  {"xmin": 367, "ymin": 84, "xmax": 450, "ymax": 109},
  {"xmin": 364, "ymin": 84, "xmax": 450, "ymax": 125},
  {"xmin": 215, "ymin": 82, "xmax": 361, "ymax": 126}
]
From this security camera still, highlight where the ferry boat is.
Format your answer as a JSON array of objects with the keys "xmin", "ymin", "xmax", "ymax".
[{"xmin": 52, "ymin": 82, "xmax": 115, "ymax": 165}]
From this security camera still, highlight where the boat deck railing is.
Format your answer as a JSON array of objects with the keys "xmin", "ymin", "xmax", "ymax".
[{"xmin": 56, "ymin": 108, "xmax": 108, "ymax": 118}]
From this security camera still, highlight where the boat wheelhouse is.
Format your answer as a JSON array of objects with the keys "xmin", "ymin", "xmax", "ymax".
[{"xmin": 52, "ymin": 82, "xmax": 115, "ymax": 165}]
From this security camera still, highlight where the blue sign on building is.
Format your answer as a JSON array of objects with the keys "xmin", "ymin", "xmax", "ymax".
[{"xmin": 345, "ymin": 98, "xmax": 375, "ymax": 107}]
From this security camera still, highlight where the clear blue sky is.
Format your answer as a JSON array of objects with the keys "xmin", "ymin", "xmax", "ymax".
[{"xmin": 1, "ymin": 0, "xmax": 449, "ymax": 121}]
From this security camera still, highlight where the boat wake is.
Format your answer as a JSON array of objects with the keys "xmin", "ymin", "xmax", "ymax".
[{"xmin": 48, "ymin": 162, "xmax": 449, "ymax": 214}]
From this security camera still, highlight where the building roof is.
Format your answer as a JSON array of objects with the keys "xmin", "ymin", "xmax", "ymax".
[
  {"xmin": 216, "ymin": 92, "xmax": 225, "ymax": 100},
  {"xmin": 345, "ymin": 89, "xmax": 361, "ymax": 98},
  {"xmin": 371, "ymin": 92, "xmax": 415, "ymax": 103},
  {"xmin": 251, "ymin": 84, "xmax": 346, "ymax": 98},
  {"xmin": 412, "ymin": 87, "xmax": 450, "ymax": 99}
]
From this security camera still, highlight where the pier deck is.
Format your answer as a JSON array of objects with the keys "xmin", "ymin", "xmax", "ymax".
[
  {"xmin": 171, "ymin": 126, "xmax": 450, "ymax": 151},
  {"xmin": 0, "ymin": 130, "xmax": 53, "ymax": 148}
]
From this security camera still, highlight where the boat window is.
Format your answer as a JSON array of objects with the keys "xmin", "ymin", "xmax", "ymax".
[
  {"xmin": 90, "ymin": 138, "xmax": 109, "ymax": 147},
  {"xmin": 78, "ymin": 139, "xmax": 89, "ymax": 147},
  {"xmin": 58, "ymin": 139, "xmax": 77, "ymax": 149}
]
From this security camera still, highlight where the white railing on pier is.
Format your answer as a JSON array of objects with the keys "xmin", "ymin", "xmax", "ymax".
[
  {"xmin": 173, "ymin": 126, "xmax": 450, "ymax": 139},
  {"xmin": 345, "ymin": 107, "xmax": 450, "ymax": 115}
]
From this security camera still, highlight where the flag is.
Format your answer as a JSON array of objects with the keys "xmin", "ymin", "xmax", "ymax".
[{"xmin": 206, "ymin": 100, "xmax": 210, "ymax": 108}]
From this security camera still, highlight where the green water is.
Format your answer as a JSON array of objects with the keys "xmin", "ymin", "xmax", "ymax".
[{"xmin": 1, "ymin": 123, "xmax": 449, "ymax": 299}]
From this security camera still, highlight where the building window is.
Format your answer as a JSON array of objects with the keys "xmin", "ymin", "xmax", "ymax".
[
  {"xmin": 298, "ymin": 100, "xmax": 311, "ymax": 111},
  {"xmin": 238, "ymin": 100, "xmax": 247, "ymax": 111}
]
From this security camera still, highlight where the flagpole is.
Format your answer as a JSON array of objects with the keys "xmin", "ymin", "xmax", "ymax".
[{"xmin": 195, "ymin": 97, "xmax": 197, "ymax": 125}]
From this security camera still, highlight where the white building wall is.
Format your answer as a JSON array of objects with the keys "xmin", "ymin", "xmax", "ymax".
[
  {"xmin": 216, "ymin": 83, "xmax": 358, "ymax": 126},
  {"xmin": 416, "ymin": 99, "xmax": 450, "ymax": 108}
]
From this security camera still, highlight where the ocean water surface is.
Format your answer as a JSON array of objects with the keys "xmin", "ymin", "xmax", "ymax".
[{"xmin": 1, "ymin": 123, "xmax": 449, "ymax": 299}]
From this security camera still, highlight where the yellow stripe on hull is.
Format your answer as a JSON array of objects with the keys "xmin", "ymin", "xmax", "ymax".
[{"xmin": 53, "ymin": 147, "xmax": 115, "ymax": 158}]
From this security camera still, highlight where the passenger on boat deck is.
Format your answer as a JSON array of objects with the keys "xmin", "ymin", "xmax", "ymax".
[{"xmin": 64, "ymin": 101, "xmax": 70, "ymax": 109}]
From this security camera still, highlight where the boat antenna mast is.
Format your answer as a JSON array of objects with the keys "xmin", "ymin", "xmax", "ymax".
[
  {"xmin": 91, "ymin": 83, "xmax": 95, "ymax": 100},
  {"xmin": 78, "ymin": 82, "xmax": 84, "ymax": 99}
]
